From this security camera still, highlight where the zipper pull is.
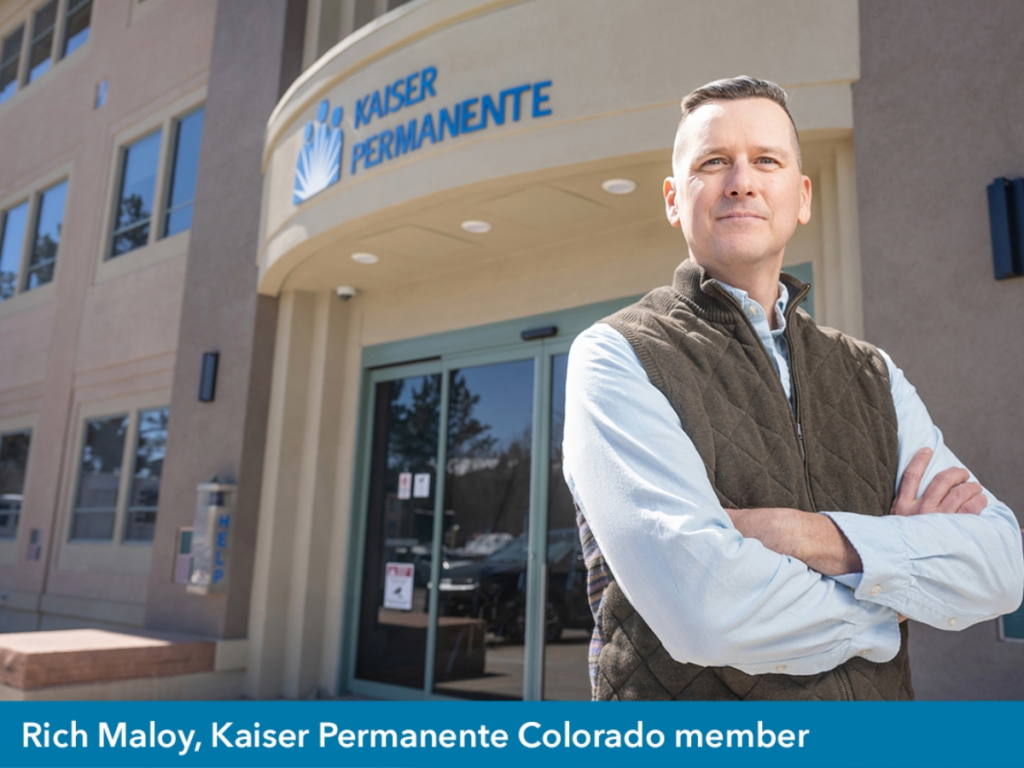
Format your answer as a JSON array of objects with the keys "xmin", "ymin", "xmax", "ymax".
[{"xmin": 796, "ymin": 422, "xmax": 806, "ymax": 460}]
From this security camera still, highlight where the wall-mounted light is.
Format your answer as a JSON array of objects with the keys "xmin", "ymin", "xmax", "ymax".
[
  {"xmin": 198, "ymin": 352, "xmax": 219, "ymax": 402},
  {"xmin": 601, "ymin": 179, "xmax": 637, "ymax": 195},
  {"xmin": 987, "ymin": 177, "xmax": 1024, "ymax": 279},
  {"xmin": 352, "ymin": 252, "xmax": 379, "ymax": 264},
  {"xmin": 461, "ymin": 220, "xmax": 492, "ymax": 234}
]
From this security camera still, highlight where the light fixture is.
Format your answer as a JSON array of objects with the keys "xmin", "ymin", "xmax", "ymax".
[
  {"xmin": 461, "ymin": 220, "xmax": 492, "ymax": 234},
  {"xmin": 351, "ymin": 252, "xmax": 379, "ymax": 264},
  {"xmin": 602, "ymin": 178, "xmax": 637, "ymax": 195}
]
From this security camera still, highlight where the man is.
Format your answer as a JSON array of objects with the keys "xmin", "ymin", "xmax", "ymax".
[{"xmin": 562, "ymin": 76, "xmax": 1023, "ymax": 701}]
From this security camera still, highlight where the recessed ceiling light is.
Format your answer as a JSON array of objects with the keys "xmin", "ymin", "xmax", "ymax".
[
  {"xmin": 461, "ymin": 220, "xmax": 492, "ymax": 234},
  {"xmin": 351, "ymin": 252, "xmax": 379, "ymax": 264},
  {"xmin": 602, "ymin": 178, "xmax": 637, "ymax": 195}
]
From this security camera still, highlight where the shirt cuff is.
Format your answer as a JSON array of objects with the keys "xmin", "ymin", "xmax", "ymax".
[
  {"xmin": 730, "ymin": 595, "xmax": 902, "ymax": 676},
  {"xmin": 823, "ymin": 511, "xmax": 911, "ymax": 612}
]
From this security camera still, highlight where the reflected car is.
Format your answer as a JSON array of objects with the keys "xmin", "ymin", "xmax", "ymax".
[{"xmin": 435, "ymin": 527, "xmax": 593, "ymax": 644}]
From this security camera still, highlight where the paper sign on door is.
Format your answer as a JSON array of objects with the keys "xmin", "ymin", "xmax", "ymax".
[
  {"xmin": 413, "ymin": 473, "xmax": 431, "ymax": 498},
  {"xmin": 397, "ymin": 472, "xmax": 412, "ymax": 500},
  {"xmin": 383, "ymin": 562, "xmax": 414, "ymax": 611}
]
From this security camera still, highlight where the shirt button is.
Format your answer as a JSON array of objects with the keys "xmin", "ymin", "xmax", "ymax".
[
  {"xmin": 870, "ymin": 585, "xmax": 882, "ymax": 596},
  {"xmin": 948, "ymin": 617, "xmax": 957, "ymax": 627},
  {"xmin": 747, "ymin": 305, "xmax": 758, "ymax": 315},
  {"xmin": 859, "ymin": 649, "xmax": 871, "ymax": 656},
  {"xmin": 775, "ymin": 664, "xmax": 786, "ymax": 672}
]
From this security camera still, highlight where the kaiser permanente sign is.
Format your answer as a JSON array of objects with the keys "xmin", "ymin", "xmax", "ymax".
[{"xmin": 293, "ymin": 65, "xmax": 553, "ymax": 205}]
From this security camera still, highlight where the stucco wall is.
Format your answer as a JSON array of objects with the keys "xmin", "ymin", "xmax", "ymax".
[{"xmin": 854, "ymin": 0, "xmax": 1024, "ymax": 699}]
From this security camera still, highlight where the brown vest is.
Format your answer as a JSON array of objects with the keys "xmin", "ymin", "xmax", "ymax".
[{"xmin": 587, "ymin": 260, "xmax": 913, "ymax": 700}]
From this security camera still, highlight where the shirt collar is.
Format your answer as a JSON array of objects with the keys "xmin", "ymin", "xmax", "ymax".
[{"xmin": 715, "ymin": 279, "xmax": 790, "ymax": 333}]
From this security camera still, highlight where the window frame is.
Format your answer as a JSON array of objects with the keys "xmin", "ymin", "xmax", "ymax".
[
  {"xmin": 60, "ymin": 0, "xmax": 91, "ymax": 59},
  {"xmin": 0, "ymin": 421, "xmax": 34, "ymax": 546},
  {"xmin": 64, "ymin": 397, "xmax": 171, "ymax": 550},
  {"xmin": 0, "ymin": 0, "xmax": 90, "ymax": 109},
  {"xmin": 24, "ymin": 0, "xmax": 58, "ymax": 85},
  {"xmin": 97, "ymin": 88, "xmax": 206, "ymax": 278},
  {"xmin": 0, "ymin": 163, "xmax": 71, "ymax": 315}
]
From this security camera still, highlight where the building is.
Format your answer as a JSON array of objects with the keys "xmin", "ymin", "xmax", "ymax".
[{"xmin": 0, "ymin": 0, "xmax": 1020, "ymax": 701}]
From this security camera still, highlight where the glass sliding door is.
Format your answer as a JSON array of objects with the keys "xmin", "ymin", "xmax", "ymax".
[
  {"xmin": 542, "ymin": 351, "xmax": 592, "ymax": 699},
  {"xmin": 432, "ymin": 357, "xmax": 535, "ymax": 700},
  {"xmin": 347, "ymin": 300, "xmax": 639, "ymax": 700},
  {"xmin": 354, "ymin": 369, "xmax": 442, "ymax": 690}
]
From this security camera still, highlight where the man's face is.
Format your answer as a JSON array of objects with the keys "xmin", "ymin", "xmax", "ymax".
[{"xmin": 664, "ymin": 98, "xmax": 811, "ymax": 277}]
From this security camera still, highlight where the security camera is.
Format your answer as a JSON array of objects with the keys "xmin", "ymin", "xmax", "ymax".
[{"xmin": 336, "ymin": 285, "xmax": 357, "ymax": 301}]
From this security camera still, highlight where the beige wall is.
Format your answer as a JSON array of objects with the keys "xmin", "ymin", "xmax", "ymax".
[
  {"xmin": 0, "ymin": 0, "xmax": 215, "ymax": 628},
  {"xmin": 854, "ymin": 0, "xmax": 1024, "ymax": 699},
  {"xmin": 249, "ymin": 0, "xmax": 866, "ymax": 697}
]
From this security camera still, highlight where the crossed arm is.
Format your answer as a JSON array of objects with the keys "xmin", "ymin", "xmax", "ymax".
[{"xmin": 562, "ymin": 324, "xmax": 1024, "ymax": 674}]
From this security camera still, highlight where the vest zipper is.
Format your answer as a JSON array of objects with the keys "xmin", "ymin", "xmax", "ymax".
[
  {"xmin": 709, "ymin": 281, "xmax": 817, "ymax": 510},
  {"xmin": 836, "ymin": 666, "xmax": 852, "ymax": 701}
]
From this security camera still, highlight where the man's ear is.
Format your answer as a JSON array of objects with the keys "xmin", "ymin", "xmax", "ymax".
[
  {"xmin": 798, "ymin": 174, "xmax": 812, "ymax": 225},
  {"xmin": 664, "ymin": 177, "xmax": 681, "ymax": 228}
]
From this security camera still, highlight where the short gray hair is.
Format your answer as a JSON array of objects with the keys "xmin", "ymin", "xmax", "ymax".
[{"xmin": 676, "ymin": 76, "xmax": 801, "ymax": 167}]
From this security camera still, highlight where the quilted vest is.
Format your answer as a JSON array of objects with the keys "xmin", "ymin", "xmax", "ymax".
[{"xmin": 584, "ymin": 259, "xmax": 913, "ymax": 700}]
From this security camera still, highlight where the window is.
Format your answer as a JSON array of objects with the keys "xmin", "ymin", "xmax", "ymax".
[
  {"xmin": 0, "ymin": 25, "xmax": 23, "ymax": 104},
  {"xmin": 109, "ymin": 104, "xmax": 205, "ymax": 257},
  {"xmin": 0, "ymin": 177, "xmax": 68, "ymax": 300},
  {"xmin": 70, "ymin": 407, "xmax": 168, "ymax": 543},
  {"xmin": 110, "ymin": 131, "xmax": 161, "ymax": 258},
  {"xmin": 24, "ymin": 179, "xmax": 67, "ymax": 290},
  {"xmin": 61, "ymin": 0, "xmax": 91, "ymax": 58},
  {"xmin": 124, "ymin": 407, "xmax": 168, "ymax": 541},
  {"xmin": 163, "ymin": 107, "xmax": 204, "ymax": 237},
  {"xmin": 0, "ymin": 429, "xmax": 32, "ymax": 540},
  {"xmin": 25, "ymin": 0, "xmax": 57, "ymax": 84},
  {"xmin": 0, "ymin": 201, "xmax": 29, "ymax": 300}
]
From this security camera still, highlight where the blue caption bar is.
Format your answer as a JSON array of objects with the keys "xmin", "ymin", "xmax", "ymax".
[{"xmin": 1, "ymin": 700, "xmax": 1020, "ymax": 767}]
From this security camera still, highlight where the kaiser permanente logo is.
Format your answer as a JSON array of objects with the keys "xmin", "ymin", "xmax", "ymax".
[{"xmin": 292, "ymin": 65, "xmax": 553, "ymax": 206}]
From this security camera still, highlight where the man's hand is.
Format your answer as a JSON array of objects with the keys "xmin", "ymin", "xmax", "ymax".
[{"xmin": 890, "ymin": 447, "xmax": 987, "ymax": 516}]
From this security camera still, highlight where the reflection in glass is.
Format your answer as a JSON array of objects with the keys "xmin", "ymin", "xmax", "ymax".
[
  {"xmin": 543, "ymin": 352, "xmax": 592, "ymax": 699},
  {"xmin": 0, "ymin": 25, "xmax": 23, "ymax": 104},
  {"xmin": 433, "ymin": 359, "xmax": 534, "ymax": 700},
  {"xmin": 26, "ymin": 0, "xmax": 57, "ymax": 83},
  {"xmin": 125, "ymin": 407, "xmax": 168, "ymax": 542},
  {"xmin": 71, "ymin": 415, "xmax": 128, "ymax": 541},
  {"xmin": 62, "ymin": 0, "xmax": 91, "ymax": 58},
  {"xmin": 0, "ymin": 430, "xmax": 31, "ymax": 540},
  {"xmin": 355, "ymin": 374, "xmax": 441, "ymax": 690},
  {"xmin": 0, "ymin": 202, "xmax": 28, "ymax": 300},
  {"xmin": 110, "ymin": 131, "xmax": 161, "ymax": 258},
  {"xmin": 24, "ymin": 180, "xmax": 66, "ymax": 291},
  {"xmin": 163, "ymin": 107, "xmax": 204, "ymax": 237}
]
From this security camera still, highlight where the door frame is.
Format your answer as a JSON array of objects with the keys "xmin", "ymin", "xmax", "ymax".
[{"xmin": 339, "ymin": 295, "xmax": 639, "ymax": 700}]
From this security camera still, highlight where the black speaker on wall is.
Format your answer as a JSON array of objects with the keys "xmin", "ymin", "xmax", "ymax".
[
  {"xmin": 987, "ymin": 177, "xmax": 1024, "ymax": 280},
  {"xmin": 199, "ymin": 352, "xmax": 219, "ymax": 402}
]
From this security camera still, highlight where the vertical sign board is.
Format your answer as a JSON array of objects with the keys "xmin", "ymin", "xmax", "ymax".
[
  {"xmin": 383, "ymin": 562, "xmax": 414, "ymax": 610},
  {"xmin": 187, "ymin": 483, "xmax": 235, "ymax": 595},
  {"xmin": 398, "ymin": 472, "xmax": 412, "ymax": 500}
]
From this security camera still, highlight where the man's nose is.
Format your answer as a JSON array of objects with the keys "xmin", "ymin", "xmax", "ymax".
[{"xmin": 725, "ymin": 162, "xmax": 756, "ymax": 197}]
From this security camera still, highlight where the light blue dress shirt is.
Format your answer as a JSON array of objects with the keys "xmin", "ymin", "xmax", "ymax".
[{"xmin": 562, "ymin": 280, "xmax": 1023, "ymax": 676}]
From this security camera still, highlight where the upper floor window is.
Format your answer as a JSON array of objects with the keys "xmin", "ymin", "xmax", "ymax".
[
  {"xmin": 109, "ymin": 105, "xmax": 204, "ymax": 258},
  {"xmin": 26, "ymin": 0, "xmax": 57, "ymax": 84},
  {"xmin": 0, "ymin": 25, "xmax": 23, "ymax": 104},
  {"xmin": 111, "ymin": 130, "xmax": 161, "ymax": 258},
  {"xmin": 163, "ymin": 107, "xmax": 204, "ymax": 237},
  {"xmin": 62, "ymin": 0, "xmax": 91, "ymax": 58},
  {"xmin": 0, "ymin": 177, "xmax": 68, "ymax": 300},
  {"xmin": 70, "ymin": 406, "xmax": 168, "ymax": 543},
  {"xmin": 0, "ymin": 429, "xmax": 32, "ymax": 540}
]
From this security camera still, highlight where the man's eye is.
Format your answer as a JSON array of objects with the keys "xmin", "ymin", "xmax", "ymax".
[
  {"xmin": 756, "ymin": 157, "xmax": 780, "ymax": 165},
  {"xmin": 703, "ymin": 158, "xmax": 724, "ymax": 167}
]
